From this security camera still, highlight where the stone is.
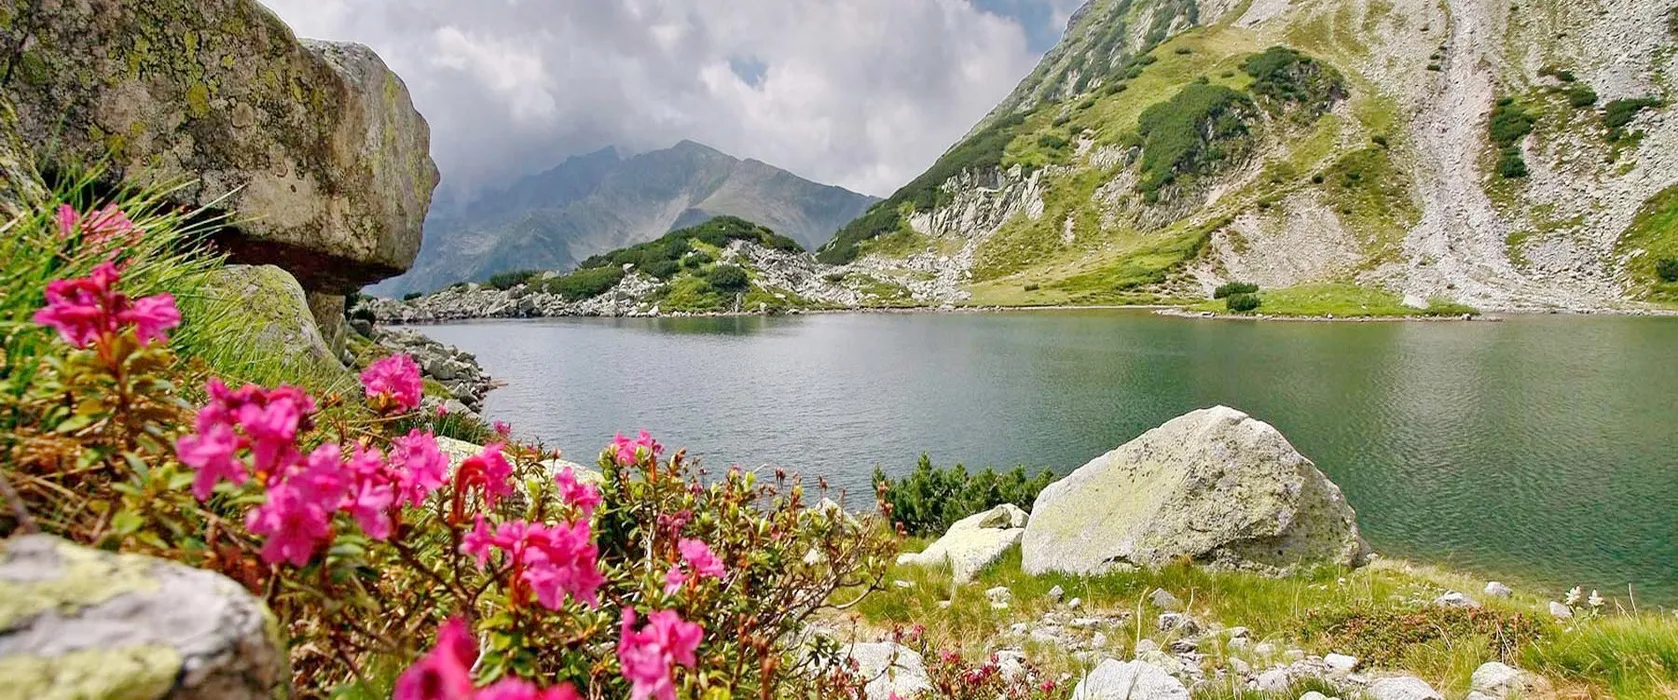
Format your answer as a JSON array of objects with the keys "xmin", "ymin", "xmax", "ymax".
[
  {"xmin": 1133, "ymin": 639, "xmax": 1160, "ymax": 655},
  {"xmin": 0, "ymin": 95, "xmax": 46, "ymax": 219},
  {"xmin": 1048, "ymin": 585, "xmax": 1066, "ymax": 601},
  {"xmin": 1256, "ymin": 668, "xmax": 1292, "ymax": 692},
  {"xmin": 1254, "ymin": 642, "xmax": 1277, "ymax": 658},
  {"xmin": 1549, "ymin": 601, "xmax": 1574, "ymax": 619},
  {"xmin": 1072, "ymin": 659, "xmax": 1190, "ymax": 700},
  {"xmin": 987, "ymin": 587, "xmax": 1014, "ymax": 606},
  {"xmin": 1324, "ymin": 653, "xmax": 1359, "ymax": 674},
  {"xmin": 1150, "ymin": 588, "xmax": 1184, "ymax": 610},
  {"xmin": 1226, "ymin": 626, "xmax": 1251, "ymax": 639},
  {"xmin": 1484, "ymin": 581, "xmax": 1513, "ymax": 598},
  {"xmin": 1068, "ymin": 597, "xmax": 1083, "ymax": 610},
  {"xmin": 199, "ymin": 265, "xmax": 353, "ymax": 384},
  {"xmin": 839, "ymin": 643, "xmax": 930, "ymax": 700},
  {"xmin": 349, "ymin": 318, "xmax": 375, "ymax": 338},
  {"xmin": 1022, "ymin": 407, "xmax": 1368, "ymax": 576},
  {"xmin": 1434, "ymin": 591, "xmax": 1480, "ymax": 608},
  {"xmin": 3, "ymin": 0, "xmax": 439, "ymax": 293},
  {"xmin": 0, "ymin": 535, "xmax": 287, "ymax": 698},
  {"xmin": 1284, "ymin": 648, "xmax": 1306, "ymax": 662},
  {"xmin": 1470, "ymin": 661, "xmax": 1554, "ymax": 699},
  {"xmin": 1156, "ymin": 612, "xmax": 1197, "ymax": 635},
  {"xmin": 305, "ymin": 291, "xmax": 350, "ymax": 360},
  {"xmin": 892, "ymin": 580, "xmax": 914, "ymax": 590},
  {"xmin": 1228, "ymin": 656, "xmax": 1250, "ymax": 674},
  {"xmin": 1091, "ymin": 631, "xmax": 1109, "ymax": 648},
  {"xmin": 1300, "ymin": 693, "xmax": 1332, "ymax": 700},
  {"xmin": 1227, "ymin": 637, "xmax": 1251, "ymax": 651},
  {"xmin": 1367, "ymin": 676, "xmax": 1444, "ymax": 700},
  {"xmin": 996, "ymin": 649, "xmax": 1027, "ymax": 680},
  {"xmin": 895, "ymin": 504, "xmax": 1028, "ymax": 584}
]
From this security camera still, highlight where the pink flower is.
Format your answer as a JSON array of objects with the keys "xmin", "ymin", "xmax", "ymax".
[
  {"xmin": 389, "ymin": 430, "xmax": 449, "ymax": 507},
  {"xmin": 663, "ymin": 565, "xmax": 687, "ymax": 595},
  {"xmin": 176, "ymin": 419, "xmax": 243, "ymax": 500},
  {"xmin": 243, "ymin": 444, "xmax": 346, "ymax": 566},
  {"xmin": 342, "ymin": 445, "xmax": 395, "ymax": 540},
  {"xmin": 460, "ymin": 515, "xmax": 496, "ymax": 568},
  {"xmin": 33, "ymin": 261, "xmax": 123, "ymax": 348},
  {"xmin": 361, "ymin": 353, "xmax": 423, "ymax": 413},
  {"xmin": 618, "ymin": 608, "xmax": 703, "ymax": 700},
  {"xmin": 493, "ymin": 420, "xmax": 511, "ymax": 437},
  {"xmin": 394, "ymin": 617, "xmax": 478, "ymax": 700},
  {"xmin": 554, "ymin": 467, "xmax": 601, "ymax": 518},
  {"xmin": 436, "ymin": 403, "xmax": 449, "ymax": 418},
  {"xmin": 456, "ymin": 443, "xmax": 514, "ymax": 507},
  {"xmin": 466, "ymin": 518, "xmax": 603, "ymax": 610},
  {"xmin": 612, "ymin": 430, "xmax": 662, "ymax": 466},
  {"xmin": 477, "ymin": 679, "xmax": 582, "ymax": 700},
  {"xmin": 677, "ymin": 539, "xmax": 725, "ymax": 580},
  {"xmin": 54, "ymin": 204, "xmax": 76, "ymax": 238},
  {"xmin": 58, "ymin": 205, "xmax": 140, "ymax": 250},
  {"xmin": 117, "ymin": 292, "xmax": 179, "ymax": 346}
]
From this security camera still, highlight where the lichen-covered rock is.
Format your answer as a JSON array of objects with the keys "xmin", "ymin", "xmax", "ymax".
[
  {"xmin": 0, "ymin": 0, "xmax": 438, "ymax": 295},
  {"xmin": 0, "ymin": 535, "xmax": 287, "ymax": 699},
  {"xmin": 1022, "ymin": 406, "xmax": 1368, "ymax": 576},
  {"xmin": 0, "ymin": 94, "xmax": 45, "ymax": 220},
  {"xmin": 895, "ymin": 503, "xmax": 1027, "ymax": 584},
  {"xmin": 200, "ymin": 265, "xmax": 352, "ymax": 384},
  {"xmin": 1071, "ymin": 658, "xmax": 1190, "ymax": 700}
]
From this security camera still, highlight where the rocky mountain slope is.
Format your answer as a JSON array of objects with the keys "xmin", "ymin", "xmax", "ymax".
[
  {"xmin": 821, "ymin": 0, "xmax": 1678, "ymax": 312},
  {"xmin": 371, "ymin": 141, "xmax": 877, "ymax": 297}
]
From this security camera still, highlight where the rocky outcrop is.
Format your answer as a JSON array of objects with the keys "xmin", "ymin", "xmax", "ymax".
[
  {"xmin": 0, "ymin": 0, "xmax": 438, "ymax": 307},
  {"xmin": 896, "ymin": 503, "xmax": 1028, "ymax": 584},
  {"xmin": 1022, "ymin": 406, "xmax": 1367, "ymax": 576},
  {"xmin": 199, "ymin": 265, "xmax": 352, "ymax": 383},
  {"xmin": 0, "ymin": 535, "xmax": 287, "ymax": 699},
  {"xmin": 839, "ymin": 642, "xmax": 930, "ymax": 700},
  {"xmin": 0, "ymin": 94, "xmax": 44, "ymax": 220},
  {"xmin": 1071, "ymin": 658, "xmax": 1190, "ymax": 700},
  {"xmin": 1468, "ymin": 661, "xmax": 1554, "ymax": 700},
  {"xmin": 371, "ymin": 328, "xmax": 495, "ymax": 412}
]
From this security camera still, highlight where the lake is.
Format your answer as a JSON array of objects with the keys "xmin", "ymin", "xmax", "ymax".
[{"xmin": 420, "ymin": 311, "xmax": 1678, "ymax": 604}]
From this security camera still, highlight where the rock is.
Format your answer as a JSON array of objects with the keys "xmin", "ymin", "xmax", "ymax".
[
  {"xmin": 349, "ymin": 318, "xmax": 375, "ymax": 338},
  {"xmin": 1470, "ymin": 661, "xmax": 1554, "ymax": 699},
  {"xmin": 840, "ymin": 642, "xmax": 931, "ymax": 700},
  {"xmin": 895, "ymin": 504, "xmax": 1028, "ymax": 584},
  {"xmin": 4, "ymin": 0, "xmax": 439, "ymax": 294},
  {"xmin": 1067, "ymin": 597, "xmax": 1083, "ymax": 610},
  {"xmin": 1228, "ymin": 656, "xmax": 1250, "ymax": 674},
  {"xmin": 1257, "ymin": 668, "xmax": 1292, "ymax": 692},
  {"xmin": 305, "ymin": 292, "xmax": 350, "ymax": 360},
  {"xmin": 1226, "ymin": 626, "xmax": 1251, "ymax": 639},
  {"xmin": 987, "ymin": 586, "xmax": 1014, "ymax": 606},
  {"xmin": 892, "ymin": 580, "xmax": 914, "ymax": 590},
  {"xmin": 1227, "ymin": 636, "xmax": 1251, "ymax": 651},
  {"xmin": 199, "ymin": 265, "xmax": 352, "ymax": 384},
  {"xmin": 1091, "ymin": 631, "xmax": 1109, "ymax": 648},
  {"xmin": 1324, "ymin": 653, "xmax": 1359, "ymax": 674},
  {"xmin": 1367, "ymin": 676, "xmax": 1444, "ymax": 700},
  {"xmin": 1072, "ymin": 658, "xmax": 1190, "ymax": 700},
  {"xmin": 1549, "ymin": 601, "xmax": 1574, "ymax": 619},
  {"xmin": 996, "ymin": 649, "xmax": 1027, "ymax": 680},
  {"xmin": 1133, "ymin": 639, "xmax": 1160, "ymax": 655},
  {"xmin": 1402, "ymin": 294, "xmax": 1429, "ymax": 310},
  {"xmin": 1484, "ymin": 581, "xmax": 1513, "ymax": 598},
  {"xmin": 1434, "ymin": 591, "xmax": 1480, "ymax": 608},
  {"xmin": 1283, "ymin": 649, "xmax": 1306, "ymax": 662},
  {"xmin": 1048, "ymin": 585, "xmax": 1066, "ymax": 602},
  {"xmin": 0, "ymin": 95, "xmax": 46, "ymax": 219},
  {"xmin": 0, "ymin": 535, "xmax": 287, "ymax": 698},
  {"xmin": 1254, "ymin": 642, "xmax": 1277, "ymax": 658},
  {"xmin": 1156, "ymin": 612, "xmax": 1197, "ymax": 635},
  {"xmin": 1300, "ymin": 693, "xmax": 1332, "ymax": 700},
  {"xmin": 1022, "ymin": 407, "xmax": 1368, "ymax": 576},
  {"xmin": 1150, "ymin": 588, "xmax": 1184, "ymax": 611}
]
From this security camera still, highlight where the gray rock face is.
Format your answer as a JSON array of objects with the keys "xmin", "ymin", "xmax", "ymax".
[
  {"xmin": 840, "ymin": 642, "xmax": 930, "ymax": 700},
  {"xmin": 1072, "ymin": 658, "xmax": 1190, "ymax": 700},
  {"xmin": 1022, "ymin": 406, "xmax": 1368, "ymax": 576},
  {"xmin": 0, "ymin": 535, "xmax": 287, "ymax": 698},
  {"xmin": 895, "ymin": 503, "xmax": 1028, "ymax": 583},
  {"xmin": 2, "ymin": 0, "xmax": 438, "ymax": 293},
  {"xmin": 200, "ymin": 265, "xmax": 352, "ymax": 384}
]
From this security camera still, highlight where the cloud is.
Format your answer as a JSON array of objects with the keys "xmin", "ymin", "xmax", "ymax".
[{"xmin": 259, "ymin": 0, "xmax": 1068, "ymax": 198}]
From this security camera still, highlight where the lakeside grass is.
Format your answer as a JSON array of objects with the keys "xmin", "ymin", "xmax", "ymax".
[
  {"xmin": 846, "ymin": 543, "xmax": 1678, "ymax": 698},
  {"xmin": 1185, "ymin": 283, "xmax": 1478, "ymax": 318}
]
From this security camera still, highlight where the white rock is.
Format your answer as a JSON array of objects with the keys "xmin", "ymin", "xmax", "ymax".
[
  {"xmin": 1254, "ymin": 642, "xmax": 1277, "ymax": 658},
  {"xmin": 1092, "ymin": 631, "xmax": 1110, "ymax": 648},
  {"xmin": 1300, "ymin": 692, "xmax": 1332, "ymax": 700},
  {"xmin": 1324, "ymin": 653, "xmax": 1359, "ymax": 674},
  {"xmin": 1284, "ymin": 649, "xmax": 1306, "ymax": 662},
  {"xmin": 1367, "ymin": 676, "xmax": 1444, "ymax": 700},
  {"xmin": 996, "ymin": 649, "xmax": 1027, "ymax": 680},
  {"xmin": 1157, "ymin": 612, "xmax": 1196, "ymax": 634},
  {"xmin": 1048, "ymin": 585, "xmax": 1066, "ymax": 601},
  {"xmin": 892, "ymin": 580, "xmax": 914, "ymax": 589},
  {"xmin": 1470, "ymin": 661, "xmax": 1554, "ymax": 698},
  {"xmin": 1134, "ymin": 639, "xmax": 1161, "ymax": 655},
  {"xmin": 1549, "ymin": 601, "xmax": 1574, "ymax": 619},
  {"xmin": 1484, "ymin": 581, "xmax": 1513, "ymax": 598},
  {"xmin": 895, "ymin": 504, "xmax": 1029, "ymax": 584},
  {"xmin": 986, "ymin": 586, "xmax": 1014, "ymax": 606},
  {"xmin": 1072, "ymin": 658, "xmax": 1190, "ymax": 699},
  {"xmin": 1434, "ymin": 591, "xmax": 1480, "ymax": 608},
  {"xmin": 1068, "ymin": 597, "xmax": 1083, "ymax": 610},
  {"xmin": 1227, "ymin": 626, "xmax": 1251, "ymax": 639},
  {"xmin": 1150, "ymin": 588, "xmax": 1184, "ymax": 610},
  {"xmin": 1010, "ymin": 623, "xmax": 1028, "ymax": 635},
  {"xmin": 839, "ymin": 642, "xmax": 931, "ymax": 700},
  {"xmin": 1257, "ymin": 668, "xmax": 1292, "ymax": 692},
  {"xmin": 1228, "ymin": 636, "xmax": 1251, "ymax": 651},
  {"xmin": 1228, "ymin": 657, "xmax": 1251, "ymax": 674}
]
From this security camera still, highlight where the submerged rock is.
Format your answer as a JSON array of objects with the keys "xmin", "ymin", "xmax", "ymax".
[
  {"xmin": 0, "ymin": 535, "xmax": 287, "ymax": 698},
  {"xmin": 895, "ymin": 503, "xmax": 1028, "ymax": 583},
  {"xmin": 1022, "ymin": 406, "xmax": 1368, "ymax": 576}
]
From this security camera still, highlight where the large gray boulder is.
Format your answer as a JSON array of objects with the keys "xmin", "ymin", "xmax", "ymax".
[
  {"xmin": 1022, "ymin": 406, "xmax": 1367, "ymax": 576},
  {"xmin": 895, "ymin": 503, "xmax": 1027, "ymax": 584},
  {"xmin": 198, "ymin": 265, "xmax": 353, "ymax": 385},
  {"xmin": 1072, "ymin": 658, "xmax": 1190, "ymax": 700},
  {"xmin": 0, "ymin": 0, "xmax": 438, "ymax": 299},
  {"xmin": 0, "ymin": 535, "xmax": 287, "ymax": 698}
]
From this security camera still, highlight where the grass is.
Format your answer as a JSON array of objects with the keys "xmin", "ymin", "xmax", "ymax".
[
  {"xmin": 1187, "ymin": 283, "xmax": 1476, "ymax": 318},
  {"xmin": 1614, "ymin": 184, "xmax": 1678, "ymax": 304},
  {"xmin": 851, "ymin": 544, "xmax": 1678, "ymax": 698}
]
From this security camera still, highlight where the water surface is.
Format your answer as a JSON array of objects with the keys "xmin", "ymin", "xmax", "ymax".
[{"xmin": 421, "ymin": 311, "xmax": 1678, "ymax": 603}]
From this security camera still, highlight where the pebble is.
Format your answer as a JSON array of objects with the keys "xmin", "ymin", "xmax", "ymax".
[
  {"xmin": 1067, "ymin": 597, "xmax": 1083, "ymax": 610},
  {"xmin": 1091, "ymin": 631, "xmax": 1109, "ymax": 648},
  {"xmin": 1150, "ymin": 587, "xmax": 1184, "ymax": 611},
  {"xmin": 1047, "ymin": 585, "xmax": 1065, "ymax": 602}
]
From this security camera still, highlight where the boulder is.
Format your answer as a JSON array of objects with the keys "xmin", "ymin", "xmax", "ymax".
[
  {"xmin": 1022, "ymin": 406, "xmax": 1367, "ymax": 576},
  {"xmin": 840, "ymin": 642, "xmax": 930, "ymax": 700},
  {"xmin": 1367, "ymin": 676, "xmax": 1443, "ymax": 700},
  {"xmin": 1470, "ymin": 661, "xmax": 1554, "ymax": 699},
  {"xmin": 198, "ymin": 265, "xmax": 352, "ymax": 384},
  {"xmin": 1072, "ymin": 658, "xmax": 1189, "ymax": 700},
  {"xmin": 1433, "ymin": 591, "xmax": 1480, "ymax": 609},
  {"xmin": 0, "ymin": 94, "xmax": 45, "ymax": 219},
  {"xmin": 0, "ymin": 535, "xmax": 287, "ymax": 698},
  {"xmin": 1, "ymin": 0, "xmax": 439, "ymax": 298},
  {"xmin": 1484, "ymin": 581, "xmax": 1513, "ymax": 598},
  {"xmin": 305, "ymin": 292, "xmax": 350, "ymax": 360},
  {"xmin": 895, "ymin": 504, "xmax": 1028, "ymax": 583}
]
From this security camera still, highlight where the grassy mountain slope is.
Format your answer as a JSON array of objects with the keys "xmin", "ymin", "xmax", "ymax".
[
  {"xmin": 827, "ymin": 0, "xmax": 1678, "ymax": 313},
  {"xmin": 373, "ymin": 141, "xmax": 876, "ymax": 297}
]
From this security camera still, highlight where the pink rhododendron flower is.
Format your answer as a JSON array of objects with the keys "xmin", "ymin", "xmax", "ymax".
[
  {"xmin": 177, "ymin": 379, "xmax": 317, "ymax": 501},
  {"xmin": 677, "ymin": 539, "xmax": 726, "ymax": 580},
  {"xmin": 662, "ymin": 565, "xmax": 687, "ymax": 595},
  {"xmin": 243, "ymin": 443, "xmax": 349, "ymax": 566},
  {"xmin": 120, "ymin": 292, "xmax": 180, "ymax": 345},
  {"xmin": 361, "ymin": 353, "xmax": 423, "ymax": 413},
  {"xmin": 394, "ymin": 617, "xmax": 478, "ymax": 700},
  {"xmin": 464, "ymin": 518, "xmax": 603, "ymax": 609},
  {"xmin": 618, "ymin": 608, "xmax": 703, "ymax": 700},
  {"xmin": 33, "ymin": 261, "xmax": 177, "ymax": 349},
  {"xmin": 477, "ymin": 679, "xmax": 582, "ymax": 700},
  {"xmin": 57, "ymin": 204, "xmax": 141, "ymax": 251},
  {"xmin": 456, "ymin": 443, "xmax": 514, "ymax": 507},
  {"xmin": 493, "ymin": 420, "xmax": 511, "ymax": 437},
  {"xmin": 461, "ymin": 515, "xmax": 496, "ymax": 568},
  {"xmin": 342, "ymin": 445, "xmax": 396, "ymax": 540},
  {"xmin": 554, "ymin": 467, "xmax": 601, "ymax": 518},
  {"xmin": 612, "ymin": 430, "xmax": 663, "ymax": 466},
  {"xmin": 176, "ymin": 420, "xmax": 243, "ymax": 500},
  {"xmin": 389, "ymin": 430, "xmax": 449, "ymax": 507}
]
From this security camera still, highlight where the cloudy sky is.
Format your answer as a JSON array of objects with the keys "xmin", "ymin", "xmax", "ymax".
[{"xmin": 260, "ymin": 0, "xmax": 1082, "ymax": 200}]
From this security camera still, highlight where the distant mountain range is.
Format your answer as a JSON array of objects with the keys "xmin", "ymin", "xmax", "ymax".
[{"xmin": 369, "ymin": 140, "xmax": 877, "ymax": 297}]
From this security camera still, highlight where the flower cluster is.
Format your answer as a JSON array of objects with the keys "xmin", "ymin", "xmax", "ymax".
[
  {"xmin": 613, "ymin": 429, "xmax": 663, "ymax": 466},
  {"xmin": 461, "ymin": 516, "xmax": 604, "ymax": 610},
  {"xmin": 663, "ymin": 538, "xmax": 726, "ymax": 594},
  {"xmin": 618, "ymin": 608, "xmax": 704, "ymax": 700},
  {"xmin": 33, "ymin": 260, "xmax": 179, "ymax": 350},
  {"xmin": 362, "ymin": 353, "xmax": 425, "ymax": 413},
  {"xmin": 56, "ymin": 203, "xmax": 144, "ymax": 252},
  {"xmin": 396, "ymin": 618, "xmax": 580, "ymax": 700}
]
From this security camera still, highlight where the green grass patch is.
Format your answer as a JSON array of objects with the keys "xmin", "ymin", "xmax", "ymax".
[
  {"xmin": 1136, "ymin": 83, "xmax": 1255, "ymax": 198},
  {"xmin": 1189, "ymin": 283, "xmax": 1475, "ymax": 317},
  {"xmin": 1615, "ymin": 184, "xmax": 1678, "ymax": 304}
]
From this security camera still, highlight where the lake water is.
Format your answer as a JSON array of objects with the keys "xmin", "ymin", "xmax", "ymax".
[{"xmin": 420, "ymin": 311, "xmax": 1678, "ymax": 604}]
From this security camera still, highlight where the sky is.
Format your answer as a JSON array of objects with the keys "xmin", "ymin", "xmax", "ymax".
[{"xmin": 259, "ymin": 0, "xmax": 1083, "ymax": 200}]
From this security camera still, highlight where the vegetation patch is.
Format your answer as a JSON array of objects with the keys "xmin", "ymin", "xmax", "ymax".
[
  {"xmin": 1304, "ymin": 606, "xmax": 1544, "ymax": 668},
  {"xmin": 1225, "ymin": 292, "xmax": 1262, "ymax": 313},
  {"xmin": 1614, "ymin": 184, "xmax": 1678, "ymax": 304},
  {"xmin": 1241, "ymin": 46, "xmax": 1347, "ymax": 119},
  {"xmin": 1136, "ymin": 83, "xmax": 1256, "ymax": 199},
  {"xmin": 1191, "ymin": 283, "xmax": 1476, "ymax": 318},
  {"xmin": 1213, "ymin": 281, "xmax": 1259, "ymax": 298},
  {"xmin": 873, "ymin": 456, "xmax": 1056, "ymax": 537},
  {"xmin": 1603, "ymin": 97, "xmax": 1662, "ymax": 142},
  {"xmin": 579, "ymin": 215, "xmax": 799, "ymax": 272},
  {"xmin": 1488, "ymin": 97, "xmax": 1535, "ymax": 179}
]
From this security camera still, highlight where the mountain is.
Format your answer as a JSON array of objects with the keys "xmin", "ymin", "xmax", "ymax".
[
  {"xmin": 371, "ymin": 141, "xmax": 877, "ymax": 296},
  {"xmin": 820, "ymin": 0, "xmax": 1678, "ymax": 312}
]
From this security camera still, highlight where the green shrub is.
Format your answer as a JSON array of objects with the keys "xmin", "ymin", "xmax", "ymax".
[
  {"xmin": 872, "ymin": 456, "xmax": 1056, "ymax": 536},
  {"xmin": 543, "ymin": 265, "xmax": 625, "ymax": 300},
  {"xmin": 581, "ymin": 216, "xmax": 799, "ymax": 271},
  {"xmin": 1023, "ymin": 283, "xmax": 1040, "ymax": 292},
  {"xmin": 1498, "ymin": 148, "xmax": 1530, "ymax": 179},
  {"xmin": 1656, "ymin": 258, "xmax": 1678, "ymax": 283},
  {"xmin": 1136, "ymin": 84, "xmax": 1254, "ymax": 195},
  {"xmin": 1242, "ymin": 46, "xmax": 1346, "ymax": 116},
  {"xmin": 683, "ymin": 250, "xmax": 715, "ymax": 269},
  {"xmin": 1174, "ymin": 46, "xmax": 1192, "ymax": 54},
  {"xmin": 1226, "ymin": 293, "xmax": 1261, "ymax": 312},
  {"xmin": 402, "ymin": 291, "xmax": 423, "ymax": 301},
  {"xmin": 1604, "ymin": 97, "xmax": 1661, "ymax": 139},
  {"xmin": 1037, "ymin": 133, "xmax": 1070, "ymax": 150},
  {"xmin": 1489, "ymin": 99, "xmax": 1535, "ymax": 179},
  {"xmin": 707, "ymin": 264, "xmax": 749, "ymax": 291},
  {"xmin": 486, "ymin": 268, "xmax": 540, "ymax": 290},
  {"xmin": 1566, "ymin": 85, "xmax": 1599, "ymax": 108},
  {"xmin": 1371, "ymin": 134, "xmax": 1390, "ymax": 148},
  {"xmin": 642, "ymin": 259, "xmax": 680, "ymax": 279},
  {"xmin": 1214, "ymin": 281, "xmax": 1259, "ymax": 299}
]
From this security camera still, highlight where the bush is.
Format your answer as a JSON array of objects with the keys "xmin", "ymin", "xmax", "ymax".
[
  {"xmin": 1226, "ymin": 292, "xmax": 1262, "ymax": 312},
  {"xmin": 402, "ymin": 291, "xmax": 423, "ymax": 301},
  {"xmin": 1242, "ymin": 46, "xmax": 1346, "ymax": 116},
  {"xmin": 1214, "ymin": 281, "xmax": 1259, "ymax": 298},
  {"xmin": 642, "ymin": 258, "xmax": 681, "ymax": 279},
  {"xmin": 486, "ymin": 268, "xmax": 540, "ymax": 290},
  {"xmin": 1604, "ymin": 97, "xmax": 1661, "ymax": 139},
  {"xmin": 543, "ymin": 265, "xmax": 625, "ymax": 300},
  {"xmin": 683, "ymin": 250, "xmax": 715, "ymax": 269},
  {"xmin": 706, "ymin": 264, "xmax": 749, "ymax": 291},
  {"xmin": 872, "ymin": 456, "xmax": 1055, "ymax": 536},
  {"xmin": 1037, "ymin": 133, "xmax": 1070, "ymax": 151},
  {"xmin": 1136, "ymin": 83, "xmax": 1254, "ymax": 195},
  {"xmin": 1567, "ymin": 85, "xmax": 1599, "ymax": 108},
  {"xmin": 1656, "ymin": 258, "xmax": 1678, "ymax": 283}
]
